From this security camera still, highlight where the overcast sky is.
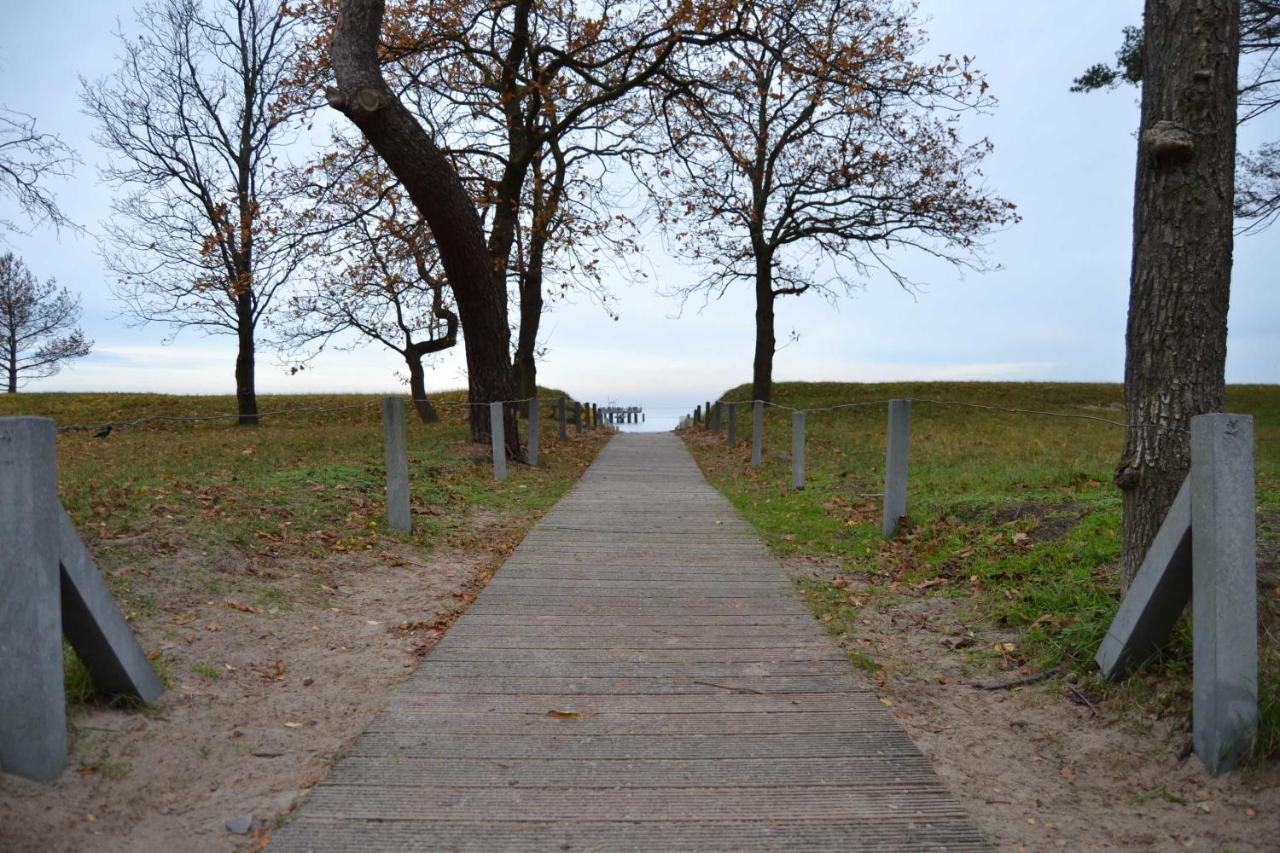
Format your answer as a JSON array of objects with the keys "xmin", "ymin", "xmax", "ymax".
[{"xmin": 2, "ymin": 1, "xmax": 1276, "ymax": 430}]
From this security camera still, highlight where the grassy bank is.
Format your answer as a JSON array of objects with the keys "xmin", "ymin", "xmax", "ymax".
[
  {"xmin": 681, "ymin": 381, "xmax": 1280, "ymax": 758},
  {"xmin": 0, "ymin": 390, "xmax": 606, "ymax": 701}
]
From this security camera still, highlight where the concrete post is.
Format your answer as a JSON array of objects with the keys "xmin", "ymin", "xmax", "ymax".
[
  {"xmin": 1190, "ymin": 413, "xmax": 1257, "ymax": 775},
  {"xmin": 881, "ymin": 399, "xmax": 910, "ymax": 538},
  {"xmin": 727, "ymin": 402, "xmax": 737, "ymax": 445},
  {"xmin": 0, "ymin": 417, "xmax": 66, "ymax": 782},
  {"xmin": 490, "ymin": 402, "xmax": 507, "ymax": 481},
  {"xmin": 1096, "ymin": 477, "xmax": 1192, "ymax": 681},
  {"xmin": 557, "ymin": 397, "xmax": 567, "ymax": 440},
  {"xmin": 751, "ymin": 401, "xmax": 764, "ymax": 468},
  {"xmin": 381, "ymin": 398, "xmax": 411, "ymax": 534},
  {"xmin": 591, "ymin": 403, "xmax": 598, "ymax": 430},
  {"xmin": 694, "ymin": 404, "xmax": 701, "ymax": 427},
  {"xmin": 574, "ymin": 401, "xmax": 582, "ymax": 434},
  {"xmin": 713, "ymin": 402, "xmax": 722, "ymax": 434},
  {"xmin": 527, "ymin": 397, "xmax": 540, "ymax": 467},
  {"xmin": 58, "ymin": 505, "xmax": 164, "ymax": 704},
  {"xmin": 791, "ymin": 411, "xmax": 806, "ymax": 490},
  {"xmin": 704, "ymin": 401, "xmax": 712, "ymax": 429}
]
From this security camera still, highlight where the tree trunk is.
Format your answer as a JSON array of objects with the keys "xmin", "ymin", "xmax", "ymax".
[
  {"xmin": 6, "ymin": 338, "xmax": 16, "ymax": 393},
  {"xmin": 406, "ymin": 354, "xmax": 440, "ymax": 423},
  {"xmin": 751, "ymin": 251, "xmax": 776, "ymax": 402},
  {"xmin": 235, "ymin": 291, "xmax": 259, "ymax": 425},
  {"xmin": 513, "ymin": 234, "xmax": 546, "ymax": 404},
  {"xmin": 328, "ymin": 0, "xmax": 519, "ymax": 456},
  {"xmin": 1116, "ymin": 0, "xmax": 1238, "ymax": 586}
]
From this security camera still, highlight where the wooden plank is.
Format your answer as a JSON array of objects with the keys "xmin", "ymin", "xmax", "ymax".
[
  {"xmin": 270, "ymin": 433, "xmax": 987, "ymax": 851},
  {"xmin": 272, "ymin": 820, "xmax": 991, "ymax": 853},
  {"xmin": 363, "ymin": 710, "xmax": 905, "ymax": 736},
  {"xmin": 321, "ymin": 755, "xmax": 938, "ymax": 788},
  {"xmin": 348, "ymin": 731, "xmax": 924, "ymax": 760}
]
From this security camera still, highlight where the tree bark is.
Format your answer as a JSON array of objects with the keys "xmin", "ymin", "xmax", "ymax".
[
  {"xmin": 6, "ymin": 337, "xmax": 16, "ymax": 393},
  {"xmin": 513, "ymin": 220, "xmax": 547, "ymax": 403},
  {"xmin": 1117, "ymin": 0, "xmax": 1239, "ymax": 586},
  {"xmin": 234, "ymin": 291, "xmax": 259, "ymax": 425},
  {"xmin": 751, "ymin": 251, "xmax": 776, "ymax": 402},
  {"xmin": 406, "ymin": 354, "xmax": 440, "ymax": 423},
  {"xmin": 328, "ymin": 0, "xmax": 518, "ymax": 456}
]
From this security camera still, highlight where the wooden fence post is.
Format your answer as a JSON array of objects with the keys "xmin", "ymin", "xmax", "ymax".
[
  {"xmin": 881, "ymin": 399, "xmax": 910, "ymax": 537},
  {"xmin": 1190, "ymin": 413, "xmax": 1257, "ymax": 775},
  {"xmin": 490, "ymin": 401, "xmax": 507, "ymax": 481},
  {"xmin": 528, "ymin": 397, "xmax": 540, "ymax": 467},
  {"xmin": 0, "ymin": 417, "xmax": 66, "ymax": 782},
  {"xmin": 792, "ymin": 411, "xmax": 806, "ymax": 490},
  {"xmin": 574, "ymin": 401, "xmax": 582, "ymax": 434},
  {"xmin": 381, "ymin": 397, "xmax": 411, "ymax": 533},
  {"xmin": 727, "ymin": 402, "xmax": 737, "ymax": 445},
  {"xmin": 751, "ymin": 401, "xmax": 764, "ymax": 468}
]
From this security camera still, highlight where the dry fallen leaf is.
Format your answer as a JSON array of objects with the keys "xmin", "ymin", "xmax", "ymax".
[
  {"xmin": 546, "ymin": 709, "xmax": 592, "ymax": 719},
  {"xmin": 284, "ymin": 721, "xmax": 303, "ymax": 728}
]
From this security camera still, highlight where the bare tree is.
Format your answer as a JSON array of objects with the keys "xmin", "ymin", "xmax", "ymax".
[
  {"xmin": 301, "ymin": 0, "xmax": 715, "ymax": 410},
  {"xmin": 325, "ymin": 0, "xmax": 522, "ymax": 452},
  {"xmin": 0, "ymin": 252, "xmax": 92, "ymax": 392},
  {"xmin": 0, "ymin": 107, "xmax": 77, "ymax": 234},
  {"xmin": 81, "ymin": 0, "xmax": 304, "ymax": 424},
  {"xmin": 1114, "ymin": 1, "xmax": 1240, "ymax": 585},
  {"xmin": 284, "ymin": 147, "xmax": 458, "ymax": 423},
  {"xmin": 640, "ymin": 0, "xmax": 1017, "ymax": 401}
]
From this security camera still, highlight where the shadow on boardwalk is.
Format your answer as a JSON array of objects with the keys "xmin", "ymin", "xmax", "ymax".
[{"xmin": 272, "ymin": 433, "xmax": 988, "ymax": 851}]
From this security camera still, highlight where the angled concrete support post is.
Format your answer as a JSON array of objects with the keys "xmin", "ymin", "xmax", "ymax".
[
  {"xmin": 1191, "ymin": 413, "xmax": 1256, "ymax": 775},
  {"xmin": 527, "ymin": 398, "xmax": 540, "ymax": 467},
  {"xmin": 881, "ymin": 400, "xmax": 910, "ymax": 538},
  {"xmin": 491, "ymin": 402, "xmax": 507, "ymax": 481},
  {"xmin": 557, "ymin": 397, "xmax": 567, "ymax": 440},
  {"xmin": 58, "ymin": 505, "xmax": 164, "ymax": 704},
  {"xmin": 791, "ymin": 411, "xmax": 806, "ymax": 490},
  {"xmin": 381, "ymin": 397, "xmax": 411, "ymax": 533},
  {"xmin": 726, "ymin": 402, "xmax": 737, "ymax": 446},
  {"xmin": 751, "ymin": 401, "xmax": 764, "ymax": 468},
  {"xmin": 0, "ymin": 417, "xmax": 65, "ymax": 783},
  {"xmin": 1096, "ymin": 478, "xmax": 1191, "ymax": 680}
]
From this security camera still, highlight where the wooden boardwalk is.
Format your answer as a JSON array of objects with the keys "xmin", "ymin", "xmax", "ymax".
[{"xmin": 272, "ymin": 433, "xmax": 988, "ymax": 851}]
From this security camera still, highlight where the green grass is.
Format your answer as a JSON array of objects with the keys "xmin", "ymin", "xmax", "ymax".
[
  {"xmin": 2, "ymin": 389, "xmax": 606, "ymax": 702},
  {"xmin": 683, "ymin": 381, "xmax": 1280, "ymax": 759}
]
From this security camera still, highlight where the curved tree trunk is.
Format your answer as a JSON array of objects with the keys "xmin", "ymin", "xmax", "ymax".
[
  {"xmin": 1116, "ymin": 0, "xmax": 1238, "ymax": 586},
  {"xmin": 328, "ymin": 0, "xmax": 518, "ymax": 457},
  {"xmin": 751, "ymin": 252, "xmax": 775, "ymax": 403},
  {"xmin": 235, "ymin": 292, "xmax": 259, "ymax": 425},
  {"xmin": 406, "ymin": 354, "xmax": 440, "ymax": 423}
]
